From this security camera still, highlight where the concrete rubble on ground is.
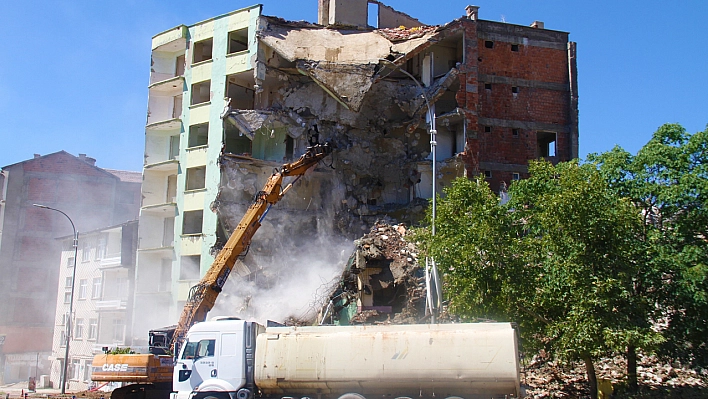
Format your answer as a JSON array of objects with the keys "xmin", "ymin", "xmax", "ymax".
[{"xmin": 524, "ymin": 352, "xmax": 708, "ymax": 398}]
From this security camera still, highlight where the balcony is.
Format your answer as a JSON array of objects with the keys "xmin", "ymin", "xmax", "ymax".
[
  {"xmin": 146, "ymin": 118, "xmax": 182, "ymax": 133},
  {"xmin": 149, "ymin": 76, "xmax": 185, "ymax": 97},
  {"xmin": 141, "ymin": 203, "xmax": 177, "ymax": 217},
  {"xmin": 95, "ymin": 299, "xmax": 128, "ymax": 311},
  {"xmin": 144, "ymin": 159, "xmax": 179, "ymax": 173},
  {"xmin": 152, "ymin": 25, "xmax": 188, "ymax": 52},
  {"xmin": 99, "ymin": 255, "xmax": 124, "ymax": 269},
  {"xmin": 137, "ymin": 246, "xmax": 173, "ymax": 256}
]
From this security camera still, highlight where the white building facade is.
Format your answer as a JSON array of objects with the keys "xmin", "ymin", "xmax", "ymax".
[{"xmin": 49, "ymin": 221, "xmax": 138, "ymax": 391}]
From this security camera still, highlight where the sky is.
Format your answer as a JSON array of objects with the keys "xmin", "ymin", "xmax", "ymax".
[{"xmin": 0, "ymin": 0, "xmax": 706, "ymax": 172}]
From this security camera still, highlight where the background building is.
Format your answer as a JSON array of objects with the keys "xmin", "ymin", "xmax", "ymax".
[
  {"xmin": 0, "ymin": 152, "xmax": 140, "ymax": 384},
  {"xmin": 49, "ymin": 221, "xmax": 138, "ymax": 391}
]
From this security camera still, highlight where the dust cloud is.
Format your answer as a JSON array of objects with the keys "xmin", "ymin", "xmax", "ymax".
[{"xmin": 209, "ymin": 230, "xmax": 352, "ymax": 325}]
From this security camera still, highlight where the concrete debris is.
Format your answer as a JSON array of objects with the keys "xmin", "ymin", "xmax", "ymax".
[
  {"xmin": 319, "ymin": 220, "xmax": 434, "ymax": 325},
  {"xmin": 524, "ymin": 353, "xmax": 708, "ymax": 398},
  {"xmin": 296, "ymin": 61, "xmax": 377, "ymax": 111},
  {"xmin": 375, "ymin": 25, "xmax": 438, "ymax": 42}
]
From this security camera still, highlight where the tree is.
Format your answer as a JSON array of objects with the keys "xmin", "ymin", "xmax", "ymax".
[
  {"xmin": 416, "ymin": 161, "xmax": 654, "ymax": 398},
  {"xmin": 590, "ymin": 123, "xmax": 708, "ymax": 372}
]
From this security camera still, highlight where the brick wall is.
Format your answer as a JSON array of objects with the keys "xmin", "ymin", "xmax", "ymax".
[{"xmin": 459, "ymin": 20, "xmax": 577, "ymax": 191}]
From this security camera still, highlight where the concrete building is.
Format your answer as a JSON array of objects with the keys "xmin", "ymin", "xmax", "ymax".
[
  {"xmin": 49, "ymin": 221, "xmax": 138, "ymax": 391},
  {"xmin": 132, "ymin": 0, "xmax": 577, "ymax": 337},
  {"xmin": 133, "ymin": 5, "xmax": 263, "ymax": 343},
  {"xmin": 0, "ymin": 152, "xmax": 140, "ymax": 384}
]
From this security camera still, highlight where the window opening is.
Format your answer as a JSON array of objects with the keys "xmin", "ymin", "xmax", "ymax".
[
  {"xmin": 484, "ymin": 83, "xmax": 492, "ymax": 90},
  {"xmin": 183, "ymin": 210, "xmax": 203, "ymax": 235},
  {"xmin": 512, "ymin": 86, "xmax": 519, "ymax": 94},
  {"xmin": 192, "ymin": 39, "xmax": 213, "ymax": 64},
  {"xmin": 368, "ymin": 3, "xmax": 379, "ymax": 28},
  {"xmin": 511, "ymin": 44, "xmax": 519, "ymax": 52},
  {"xmin": 512, "ymin": 173, "xmax": 520, "ymax": 180},
  {"xmin": 484, "ymin": 170, "xmax": 492, "ymax": 179},
  {"xmin": 92, "ymin": 277, "xmax": 102, "ymax": 299},
  {"xmin": 75, "ymin": 318, "xmax": 84, "ymax": 339},
  {"xmin": 537, "ymin": 131, "xmax": 557, "ymax": 157},
  {"xmin": 285, "ymin": 136, "xmax": 294, "ymax": 160},
  {"xmin": 112, "ymin": 318, "xmax": 125, "ymax": 342},
  {"xmin": 186, "ymin": 166, "xmax": 206, "ymax": 191},
  {"xmin": 163, "ymin": 217, "xmax": 175, "ymax": 247},
  {"xmin": 224, "ymin": 124, "xmax": 252, "ymax": 156},
  {"xmin": 225, "ymin": 80, "xmax": 255, "ymax": 110},
  {"xmin": 159, "ymin": 259, "xmax": 172, "ymax": 292},
  {"xmin": 180, "ymin": 255, "xmax": 201, "ymax": 280},
  {"xmin": 484, "ymin": 40, "xmax": 494, "ymax": 49},
  {"xmin": 95, "ymin": 235, "xmax": 106, "ymax": 260},
  {"xmin": 172, "ymin": 95, "xmax": 183, "ymax": 119},
  {"xmin": 191, "ymin": 81, "xmax": 211, "ymax": 105},
  {"xmin": 188, "ymin": 123, "xmax": 209, "ymax": 148},
  {"xmin": 167, "ymin": 174, "xmax": 178, "ymax": 203},
  {"xmin": 72, "ymin": 360, "xmax": 81, "ymax": 380},
  {"xmin": 78, "ymin": 279, "xmax": 88, "ymax": 300},
  {"xmin": 228, "ymin": 29, "xmax": 248, "ymax": 54},
  {"xmin": 484, "ymin": 126, "xmax": 492, "ymax": 133},
  {"xmin": 169, "ymin": 135, "xmax": 180, "ymax": 160},
  {"xmin": 175, "ymin": 55, "xmax": 185, "ymax": 76},
  {"xmin": 82, "ymin": 241, "xmax": 91, "ymax": 262},
  {"xmin": 84, "ymin": 361, "xmax": 93, "ymax": 382},
  {"xmin": 88, "ymin": 319, "xmax": 98, "ymax": 340},
  {"xmin": 512, "ymin": 128, "xmax": 520, "ymax": 136}
]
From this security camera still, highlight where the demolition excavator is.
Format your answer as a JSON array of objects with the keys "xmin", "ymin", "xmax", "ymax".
[{"xmin": 90, "ymin": 143, "xmax": 332, "ymax": 399}]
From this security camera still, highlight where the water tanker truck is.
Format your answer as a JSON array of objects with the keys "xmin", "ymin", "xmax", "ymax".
[{"xmin": 172, "ymin": 319, "xmax": 522, "ymax": 399}]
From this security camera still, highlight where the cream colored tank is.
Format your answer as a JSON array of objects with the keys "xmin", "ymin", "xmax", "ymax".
[{"xmin": 254, "ymin": 323, "xmax": 521, "ymax": 398}]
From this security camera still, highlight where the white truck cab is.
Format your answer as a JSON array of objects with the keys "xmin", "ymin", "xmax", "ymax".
[{"xmin": 172, "ymin": 319, "xmax": 260, "ymax": 399}]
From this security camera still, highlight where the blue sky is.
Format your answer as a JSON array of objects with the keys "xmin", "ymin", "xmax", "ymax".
[{"xmin": 1, "ymin": 1, "xmax": 706, "ymax": 171}]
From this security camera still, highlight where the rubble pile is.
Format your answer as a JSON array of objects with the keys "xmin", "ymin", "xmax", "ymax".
[
  {"xmin": 325, "ymin": 220, "xmax": 428, "ymax": 325},
  {"xmin": 523, "ymin": 353, "xmax": 708, "ymax": 398}
]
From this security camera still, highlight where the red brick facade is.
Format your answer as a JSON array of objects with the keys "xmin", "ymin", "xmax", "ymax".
[{"xmin": 458, "ymin": 19, "xmax": 579, "ymax": 191}]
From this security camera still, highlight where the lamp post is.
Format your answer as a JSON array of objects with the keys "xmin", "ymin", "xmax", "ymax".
[
  {"xmin": 33, "ymin": 204, "xmax": 77, "ymax": 394},
  {"xmin": 378, "ymin": 58, "xmax": 442, "ymax": 321}
]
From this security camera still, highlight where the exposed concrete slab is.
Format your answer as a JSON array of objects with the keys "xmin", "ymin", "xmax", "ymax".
[
  {"xmin": 258, "ymin": 18, "xmax": 393, "ymax": 63},
  {"xmin": 297, "ymin": 61, "xmax": 377, "ymax": 112}
]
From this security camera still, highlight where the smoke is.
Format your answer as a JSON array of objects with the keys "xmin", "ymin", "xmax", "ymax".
[{"xmin": 210, "ymin": 228, "xmax": 352, "ymax": 325}]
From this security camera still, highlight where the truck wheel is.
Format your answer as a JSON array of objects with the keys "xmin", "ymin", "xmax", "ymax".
[{"xmin": 337, "ymin": 393, "xmax": 366, "ymax": 399}]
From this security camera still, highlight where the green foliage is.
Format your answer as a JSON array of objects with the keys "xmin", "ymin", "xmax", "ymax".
[
  {"xmin": 415, "ymin": 161, "xmax": 660, "ymax": 363},
  {"xmin": 590, "ymin": 123, "xmax": 708, "ymax": 368},
  {"xmin": 109, "ymin": 347, "xmax": 136, "ymax": 354},
  {"xmin": 415, "ymin": 123, "xmax": 708, "ymax": 378}
]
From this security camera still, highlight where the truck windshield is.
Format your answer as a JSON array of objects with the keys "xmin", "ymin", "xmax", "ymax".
[
  {"xmin": 181, "ymin": 341, "xmax": 198, "ymax": 359},
  {"xmin": 181, "ymin": 339, "xmax": 215, "ymax": 359}
]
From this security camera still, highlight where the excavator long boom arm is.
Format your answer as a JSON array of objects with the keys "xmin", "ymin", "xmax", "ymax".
[{"xmin": 170, "ymin": 143, "xmax": 331, "ymax": 353}]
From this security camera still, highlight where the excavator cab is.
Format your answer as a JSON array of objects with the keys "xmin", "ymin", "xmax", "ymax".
[{"xmin": 149, "ymin": 326, "xmax": 176, "ymax": 355}]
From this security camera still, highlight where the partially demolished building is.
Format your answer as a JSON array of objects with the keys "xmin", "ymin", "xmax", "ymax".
[{"xmin": 134, "ymin": 0, "xmax": 578, "ymax": 338}]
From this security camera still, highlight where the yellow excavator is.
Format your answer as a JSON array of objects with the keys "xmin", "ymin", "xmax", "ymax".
[{"xmin": 91, "ymin": 143, "xmax": 332, "ymax": 399}]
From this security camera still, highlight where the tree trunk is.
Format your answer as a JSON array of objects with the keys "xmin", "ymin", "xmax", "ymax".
[
  {"xmin": 627, "ymin": 344, "xmax": 638, "ymax": 391},
  {"xmin": 583, "ymin": 354, "xmax": 598, "ymax": 399}
]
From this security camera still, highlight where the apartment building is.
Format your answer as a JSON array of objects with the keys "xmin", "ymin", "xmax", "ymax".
[
  {"xmin": 0, "ymin": 152, "xmax": 140, "ymax": 384},
  {"xmin": 133, "ymin": 5, "xmax": 262, "ymax": 343},
  {"xmin": 133, "ymin": 0, "xmax": 577, "ymax": 335},
  {"xmin": 49, "ymin": 221, "xmax": 138, "ymax": 391}
]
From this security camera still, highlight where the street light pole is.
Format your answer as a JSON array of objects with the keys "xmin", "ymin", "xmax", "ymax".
[
  {"xmin": 378, "ymin": 58, "xmax": 442, "ymax": 322},
  {"xmin": 33, "ymin": 204, "xmax": 77, "ymax": 394}
]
